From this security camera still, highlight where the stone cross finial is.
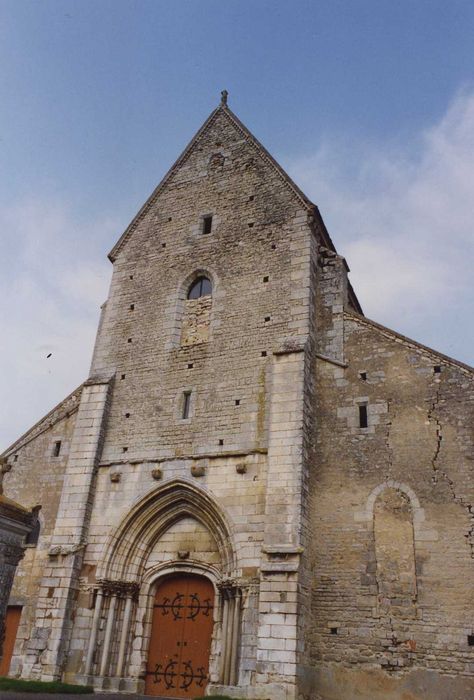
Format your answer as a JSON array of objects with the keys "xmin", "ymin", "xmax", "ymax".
[{"xmin": 220, "ymin": 89, "xmax": 228, "ymax": 106}]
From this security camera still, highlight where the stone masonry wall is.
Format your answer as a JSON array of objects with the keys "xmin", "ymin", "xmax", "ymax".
[
  {"xmin": 303, "ymin": 311, "xmax": 474, "ymax": 700},
  {"xmin": 2, "ymin": 407, "xmax": 78, "ymax": 677},
  {"xmin": 61, "ymin": 106, "xmax": 316, "ymax": 697}
]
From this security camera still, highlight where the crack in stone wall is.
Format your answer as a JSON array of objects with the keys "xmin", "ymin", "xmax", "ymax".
[
  {"xmin": 427, "ymin": 387, "xmax": 443, "ymax": 485},
  {"xmin": 428, "ymin": 384, "xmax": 474, "ymax": 558},
  {"xmin": 384, "ymin": 397, "xmax": 393, "ymax": 481}
]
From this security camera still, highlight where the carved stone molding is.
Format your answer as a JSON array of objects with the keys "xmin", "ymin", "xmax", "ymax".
[
  {"xmin": 1, "ymin": 544, "xmax": 25, "ymax": 567},
  {"xmin": 48, "ymin": 542, "xmax": 85, "ymax": 558},
  {"xmin": 98, "ymin": 579, "xmax": 140, "ymax": 600}
]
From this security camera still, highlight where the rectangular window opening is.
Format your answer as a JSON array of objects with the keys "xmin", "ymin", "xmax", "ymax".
[
  {"xmin": 330, "ymin": 627, "xmax": 338, "ymax": 635},
  {"xmin": 468, "ymin": 634, "xmax": 474, "ymax": 646},
  {"xmin": 358, "ymin": 404, "xmax": 368, "ymax": 429},
  {"xmin": 202, "ymin": 215, "xmax": 213, "ymax": 235},
  {"xmin": 53, "ymin": 441, "xmax": 61, "ymax": 457},
  {"xmin": 359, "ymin": 371, "xmax": 367, "ymax": 381},
  {"xmin": 182, "ymin": 391, "xmax": 192, "ymax": 420},
  {"xmin": 434, "ymin": 365, "xmax": 441, "ymax": 374}
]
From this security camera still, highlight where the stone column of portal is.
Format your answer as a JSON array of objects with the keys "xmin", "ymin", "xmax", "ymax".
[
  {"xmin": 229, "ymin": 589, "xmax": 241, "ymax": 686},
  {"xmin": 220, "ymin": 591, "xmax": 230, "ymax": 683},
  {"xmin": 27, "ymin": 378, "xmax": 113, "ymax": 682},
  {"xmin": 84, "ymin": 589, "xmax": 103, "ymax": 677},
  {"xmin": 99, "ymin": 594, "xmax": 117, "ymax": 678},
  {"xmin": 116, "ymin": 593, "xmax": 133, "ymax": 678}
]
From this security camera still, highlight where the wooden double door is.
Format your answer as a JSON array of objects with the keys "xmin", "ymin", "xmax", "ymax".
[{"xmin": 145, "ymin": 574, "xmax": 215, "ymax": 697}]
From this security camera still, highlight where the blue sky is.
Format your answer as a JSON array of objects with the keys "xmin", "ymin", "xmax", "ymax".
[{"xmin": 1, "ymin": 0, "xmax": 474, "ymax": 448}]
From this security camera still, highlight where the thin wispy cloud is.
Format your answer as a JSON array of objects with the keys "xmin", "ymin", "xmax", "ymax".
[
  {"xmin": 0, "ymin": 200, "xmax": 116, "ymax": 449},
  {"xmin": 287, "ymin": 90, "xmax": 474, "ymax": 365}
]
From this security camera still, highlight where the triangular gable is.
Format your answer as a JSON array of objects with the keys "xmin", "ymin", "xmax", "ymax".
[
  {"xmin": 108, "ymin": 100, "xmax": 317, "ymax": 263},
  {"xmin": 345, "ymin": 312, "xmax": 474, "ymax": 375}
]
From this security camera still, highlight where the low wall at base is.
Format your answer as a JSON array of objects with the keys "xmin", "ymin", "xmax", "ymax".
[{"xmin": 298, "ymin": 663, "xmax": 474, "ymax": 700}]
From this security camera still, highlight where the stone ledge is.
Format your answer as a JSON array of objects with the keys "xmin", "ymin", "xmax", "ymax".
[
  {"xmin": 262, "ymin": 545, "xmax": 304, "ymax": 556},
  {"xmin": 260, "ymin": 562, "xmax": 300, "ymax": 573}
]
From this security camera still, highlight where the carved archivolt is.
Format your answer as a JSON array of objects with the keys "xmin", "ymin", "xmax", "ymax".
[{"xmin": 97, "ymin": 479, "xmax": 237, "ymax": 582}]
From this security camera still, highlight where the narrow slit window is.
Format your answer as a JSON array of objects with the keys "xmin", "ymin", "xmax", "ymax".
[
  {"xmin": 358, "ymin": 404, "xmax": 368, "ymax": 429},
  {"xmin": 182, "ymin": 391, "xmax": 192, "ymax": 419},
  {"xmin": 53, "ymin": 441, "xmax": 61, "ymax": 457},
  {"xmin": 202, "ymin": 215, "xmax": 213, "ymax": 235}
]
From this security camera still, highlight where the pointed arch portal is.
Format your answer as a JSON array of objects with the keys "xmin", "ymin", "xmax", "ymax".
[
  {"xmin": 97, "ymin": 479, "xmax": 236, "ymax": 582},
  {"xmin": 85, "ymin": 480, "xmax": 241, "ymax": 691}
]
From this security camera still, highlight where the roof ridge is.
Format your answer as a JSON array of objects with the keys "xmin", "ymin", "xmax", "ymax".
[
  {"xmin": 1, "ymin": 382, "xmax": 84, "ymax": 457},
  {"xmin": 221, "ymin": 106, "xmax": 312, "ymax": 210},
  {"xmin": 345, "ymin": 311, "xmax": 474, "ymax": 375}
]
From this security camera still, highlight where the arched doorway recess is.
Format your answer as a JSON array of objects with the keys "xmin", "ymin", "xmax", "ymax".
[{"xmin": 85, "ymin": 480, "xmax": 241, "ymax": 692}]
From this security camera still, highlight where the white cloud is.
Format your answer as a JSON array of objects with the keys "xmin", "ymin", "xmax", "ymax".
[
  {"xmin": 287, "ymin": 90, "xmax": 474, "ymax": 365},
  {"xmin": 0, "ymin": 200, "xmax": 116, "ymax": 449}
]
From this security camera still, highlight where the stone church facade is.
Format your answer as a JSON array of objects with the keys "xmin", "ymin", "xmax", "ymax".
[{"xmin": 1, "ymin": 94, "xmax": 473, "ymax": 700}]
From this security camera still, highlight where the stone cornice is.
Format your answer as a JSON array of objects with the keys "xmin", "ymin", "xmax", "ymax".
[{"xmin": 98, "ymin": 579, "xmax": 140, "ymax": 599}]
